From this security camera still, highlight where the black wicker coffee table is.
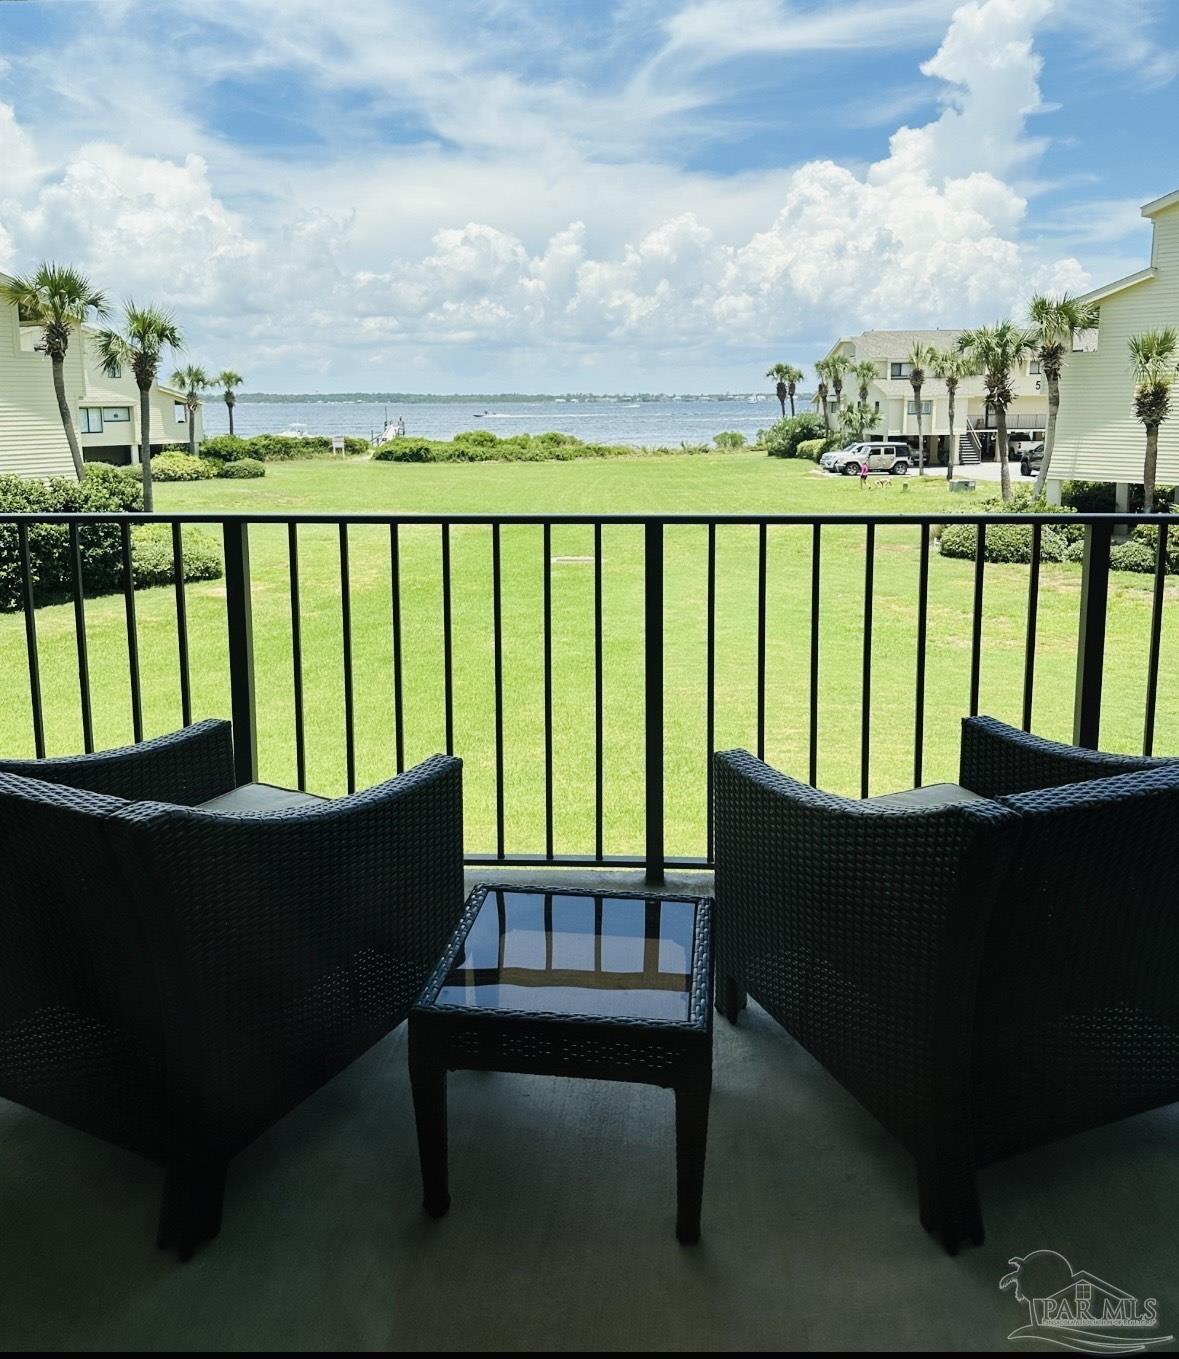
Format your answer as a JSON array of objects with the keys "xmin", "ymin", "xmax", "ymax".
[{"xmin": 409, "ymin": 883, "xmax": 714, "ymax": 1243}]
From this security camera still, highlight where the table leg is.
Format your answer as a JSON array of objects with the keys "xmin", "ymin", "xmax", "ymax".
[
  {"xmin": 410, "ymin": 1051, "xmax": 450, "ymax": 1218},
  {"xmin": 674, "ymin": 1078, "xmax": 711, "ymax": 1244}
]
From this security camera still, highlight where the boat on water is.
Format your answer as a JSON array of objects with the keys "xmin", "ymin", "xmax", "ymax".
[{"xmin": 278, "ymin": 421, "xmax": 308, "ymax": 437}]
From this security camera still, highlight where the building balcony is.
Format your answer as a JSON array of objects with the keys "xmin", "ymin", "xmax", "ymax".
[{"xmin": 0, "ymin": 508, "xmax": 1176, "ymax": 1350}]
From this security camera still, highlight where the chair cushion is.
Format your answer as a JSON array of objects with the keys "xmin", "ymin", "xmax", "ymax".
[
  {"xmin": 198, "ymin": 782, "xmax": 329, "ymax": 813},
  {"xmin": 866, "ymin": 782, "xmax": 988, "ymax": 810}
]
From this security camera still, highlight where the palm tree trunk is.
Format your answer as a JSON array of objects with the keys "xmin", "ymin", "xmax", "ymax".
[
  {"xmin": 139, "ymin": 382, "xmax": 155, "ymax": 513},
  {"xmin": 996, "ymin": 403, "xmax": 1012, "ymax": 502},
  {"xmin": 945, "ymin": 389, "xmax": 956, "ymax": 481},
  {"xmin": 226, "ymin": 395, "xmax": 235, "ymax": 436},
  {"xmin": 1143, "ymin": 424, "xmax": 1159, "ymax": 511},
  {"xmin": 820, "ymin": 397, "xmax": 829, "ymax": 433},
  {"xmin": 188, "ymin": 404, "xmax": 197, "ymax": 458},
  {"xmin": 1033, "ymin": 373, "xmax": 1060, "ymax": 497},
  {"xmin": 788, "ymin": 391, "xmax": 795, "ymax": 417},
  {"xmin": 52, "ymin": 354, "xmax": 86, "ymax": 481}
]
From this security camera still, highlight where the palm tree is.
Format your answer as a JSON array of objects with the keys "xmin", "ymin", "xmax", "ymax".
[
  {"xmin": 814, "ymin": 359, "xmax": 831, "ymax": 433},
  {"xmin": 1028, "ymin": 293, "xmax": 1100, "ymax": 497},
  {"xmin": 766, "ymin": 362, "xmax": 803, "ymax": 418},
  {"xmin": 1, "ymin": 263, "xmax": 108, "ymax": 480},
  {"xmin": 958, "ymin": 322, "xmax": 1035, "ymax": 502},
  {"xmin": 838, "ymin": 401, "xmax": 881, "ymax": 443},
  {"xmin": 171, "ymin": 364, "xmax": 210, "ymax": 458},
  {"xmin": 214, "ymin": 369, "xmax": 244, "ymax": 436},
  {"xmin": 1128, "ymin": 327, "xmax": 1178, "ymax": 510},
  {"xmin": 852, "ymin": 359, "xmax": 878, "ymax": 410},
  {"xmin": 824, "ymin": 352, "xmax": 852, "ymax": 413},
  {"xmin": 931, "ymin": 349, "xmax": 976, "ymax": 481},
  {"xmin": 94, "ymin": 303, "xmax": 184, "ymax": 513},
  {"xmin": 906, "ymin": 342, "xmax": 938, "ymax": 476}
]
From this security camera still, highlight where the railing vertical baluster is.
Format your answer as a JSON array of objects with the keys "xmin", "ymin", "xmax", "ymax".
[
  {"xmin": 913, "ymin": 523, "xmax": 930, "ymax": 788},
  {"xmin": 543, "ymin": 523, "xmax": 554, "ymax": 859},
  {"xmin": 969, "ymin": 523, "xmax": 986, "ymax": 718},
  {"xmin": 340, "ymin": 523, "xmax": 355, "ymax": 794},
  {"xmin": 706, "ymin": 523, "xmax": 716, "ymax": 860},
  {"xmin": 756, "ymin": 522, "xmax": 767, "ymax": 762},
  {"xmin": 644, "ymin": 522, "xmax": 665, "ymax": 883},
  {"xmin": 594, "ymin": 522, "xmax": 604, "ymax": 861},
  {"xmin": 1143, "ymin": 521, "xmax": 1168, "ymax": 756},
  {"xmin": 809, "ymin": 524, "xmax": 820, "ymax": 788},
  {"xmin": 1074, "ymin": 521, "xmax": 1112, "ymax": 749},
  {"xmin": 17, "ymin": 523, "xmax": 45, "ymax": 759},
  {"xmin": 492, "ymin": 524, "xmax": 505, "ymax": 860},
  {"xmin": 171, "ymin": 523, "xmax": 192, "ymax": 728},
  {"xmin": 1022, "ymin": 522, "xmax": 1042, "ymax": 733},
  {"xmin": 861, "ymin": 524, "xmax": 874, "ymax": 799},
  {"xmin": 121, "ymin": 523, "xmax": 143, "ymax": 744},
  {"xmin": 222, "ymin": 521, "xmax": 258, "ymax": 785},
  {"xmin": 288, "ymin": 523, "xmax": 307, "ymax": 790},
  {"xmin": 390, "ymin": 524, "xmax": 405, "ymax": 775},
  {"xmin": 441, "ymin": 524, "xmax": 453, "ymax": 757},
  {"xmin": 69, "ymin": 523, "xmax": 94, "ymax": 753}
]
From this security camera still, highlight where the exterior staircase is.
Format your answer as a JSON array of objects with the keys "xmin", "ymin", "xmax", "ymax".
[{"xmin": 957, "ymin": 419, "xmax": 983, "ymax": 466}]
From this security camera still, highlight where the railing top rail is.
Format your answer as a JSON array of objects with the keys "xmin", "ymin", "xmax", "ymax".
[{"xmin": 0, "ymin": 511, "xmax": 1172, "ymax": 528}]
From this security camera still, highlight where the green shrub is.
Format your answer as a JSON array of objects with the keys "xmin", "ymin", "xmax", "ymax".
[
  {"xmin": 0, "ymin": 468, "xmax": 138, "ymax": 611},
  {"xmin": 1109, "ymin": 540, "xmax": 1159, "ymax": 574},
  {"xmin": 1128, "ymin": 519, "xmax": 1179, "ymax": 574},
  {"xmin": 796, "ymin": 437, "xmax": 837, "ymax": 463},
  {"xmin": 200, "ymin": 434, "xmax": 250, "ymax": 462},
  {"xmin": 1064, "ymin": 537, "xmax": 1086, "ymax": 563},
  {"xmin": 218, "ymin": 458, "xmax": 266, "ymax": 479},
  {"xmin": 151, "ymin": 451, "xmax": 216, "ymax": 481},
  {"xmin": 758, "ymin": 413, "xmax": 827, "ymax": 458},
  {"xmin": 714, "ymin": 431, "xmax": 746, "ymax": 448},
  {"xmin": 1062, "ymin": 480, "xmax": 1115, "ymax": 513},
  {"xmin": 130, "ymin": 526, "xmax": 223, "ymax": 587},
  {"xmin": 1063, "ymin": 480, "xmax": 1176, "ymax": 514},
  {"xmin": 372, "ymin": 431, "xmax": 721, "ymax": 463},
  {"xmin": 939, "ymin": 522, "xmax": 1067, "ymax": 565}
]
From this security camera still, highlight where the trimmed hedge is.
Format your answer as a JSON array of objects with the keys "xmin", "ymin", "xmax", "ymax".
[
  {"xmin": 219, "ymin": 458, "xmax": 266, "ymax": 479},
  {"xmin": 372, "ymin": 430, "xmax": 722, "ymax": 463},
  {"xmin": 0, "ymin": 466, "xmax": 222, "ymax": 611},
  {"xmin": 201, "ymin": 433, "xmax": 369, "ymax": 462},
  {"xmin": 130, "ymin": 526, "xmax": 222, "ymax": 587},
  {"xmin": 152, "ymin": 451, "xmax": 216, "ymax": 482},
  {"xmin": 796, "ymin": 436, "xmax": 839, "ymax": 463},
  {"xmin": 757, "ymin": 413, "xmax": 827, "ymax": 458},
  {"xmin": 939, "ymin": 521, "xmax": 1068, "ymax": 565}
]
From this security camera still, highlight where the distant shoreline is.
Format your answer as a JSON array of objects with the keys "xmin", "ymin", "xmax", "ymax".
[{"xmin": 235, "ymin": 391, "xmax": 772, "ymax": 405}]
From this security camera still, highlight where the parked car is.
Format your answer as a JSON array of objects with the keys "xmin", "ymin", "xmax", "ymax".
[
  {"xmin": 823, "ymin": 441, "xmax": 911, "ymax": 476},
  {"xmin": 1020, "ymin": 442, "xmax": 1045, "ymax": 477}
]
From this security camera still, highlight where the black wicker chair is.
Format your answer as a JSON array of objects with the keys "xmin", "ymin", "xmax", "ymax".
[
  {"xmin": 713, "ymin": 716, "xmax": 1179, "ymax": 1254},
  {"xmin": 0, "ymin": 721, "xmax": 465, "ymax": 1258}
]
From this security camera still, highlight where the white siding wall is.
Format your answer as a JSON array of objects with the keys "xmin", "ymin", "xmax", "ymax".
[
  {"xmin": 1053, "ymin": 204, "xmax": 1179, "ymax": 486},
  {"xmin": 0, "ymin": 302, "xmax": 79, "ymax": 478}
]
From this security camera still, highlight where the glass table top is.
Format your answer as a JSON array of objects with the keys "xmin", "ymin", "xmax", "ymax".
[{"xmin": 433, "ymin": 889, "xmax": 702, "ymax": 1022}]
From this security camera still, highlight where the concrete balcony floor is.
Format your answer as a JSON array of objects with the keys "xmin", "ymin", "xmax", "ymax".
[{"xmin": 1, "ymin": 869, "xmax": 1176, "ymax": 1351}]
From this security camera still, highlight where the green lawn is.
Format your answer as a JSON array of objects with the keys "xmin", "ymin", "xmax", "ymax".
[{"xmin": 2, "ymin": 454, "xmax": 1175, "ymax": 860}]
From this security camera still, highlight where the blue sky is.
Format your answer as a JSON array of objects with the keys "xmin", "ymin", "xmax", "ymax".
[{"xmin": 1, "ymin": 0, "xmax": 1177, "ymax": 392}]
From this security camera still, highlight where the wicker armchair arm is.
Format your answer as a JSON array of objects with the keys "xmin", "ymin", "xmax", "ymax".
[
  {"xmin": 0, "ymin": 719, "xmax": 236, "ymax": 806},
  {"xmin": 713, "ymin": 749, "xmax": 1013, "ymax": 1147},
  {"xmin": 124, "ymin": 753, "xmax": 464, "ymax": 1150},
  {"xmin": 959, "ymin": 716, "xmax": 1171, "ymax": 799}
]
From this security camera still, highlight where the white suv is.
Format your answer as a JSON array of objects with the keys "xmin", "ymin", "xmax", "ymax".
[{"xmin": 823, "ymin": 441, "xmax": 911, "ymax": 476}]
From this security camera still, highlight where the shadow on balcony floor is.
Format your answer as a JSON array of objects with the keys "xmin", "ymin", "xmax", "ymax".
[{"xmin": 1, "ymin": 870, "xmax": 1176, "ymax": 1350}]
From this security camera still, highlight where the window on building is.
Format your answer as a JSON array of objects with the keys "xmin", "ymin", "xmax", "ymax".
[
  {"xmin": 907, "ymin": 400, "xmax": 932, "ymax": 415},
  {"xmin": 890, "ymin": 362, "xmax": 914, "ymax": 379},
  {"xmin": 101, "ymin": 407, "xmax": 131, "ymax": 423},
  {"xmin": 1029, "ymin": 360, "xmax": 1041, "ymax": 375},
  {"xmin": 107, "ymin": 361, "xmax": 123, "ymax": 380},
  {"xmin": 79, "ymin": 407, "xmax": 103, "ymax": 434},
  {"xmin": 175, "ymin": 402, "xmax": 188, "ymax": 424}
]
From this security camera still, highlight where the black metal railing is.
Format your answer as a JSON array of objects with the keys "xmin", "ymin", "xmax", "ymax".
[{"xmin": 0, "ymin": 510, "xmax": 1173, "ymax": 881}]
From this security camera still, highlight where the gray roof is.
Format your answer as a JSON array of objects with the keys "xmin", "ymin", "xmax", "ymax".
[{"xmin": 827, "ymin": 329, "xmax": 966, "ymax": 361}]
